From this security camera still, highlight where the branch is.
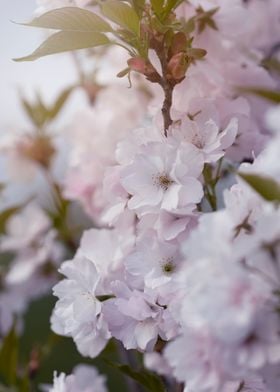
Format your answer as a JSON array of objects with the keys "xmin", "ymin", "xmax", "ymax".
[{"xmin": 155, "ymin": 47, "xmax": 175, "ymax": 137}]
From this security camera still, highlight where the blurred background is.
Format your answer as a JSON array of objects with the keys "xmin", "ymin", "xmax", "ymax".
[
  {"xmin": 0, "ymin": 0, "xmax": 81, "ymax": 130},
  {"xmin": 0, "ymin": 3, "xmax": 129, "ymax": 390}
]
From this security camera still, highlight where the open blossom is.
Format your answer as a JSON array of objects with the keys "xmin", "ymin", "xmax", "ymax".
[
  {"xmin": 0, "ymin": 203, "xmax": 64, "ymax": 284},
  {"xmin": 165, "ymin": 331, "xmax": 223, "ymax": 392},
  {"xmin": 180, "ymin": 257, "xmax": 270, "ymax": 344},
  {"xmin": 165, "ymin": 304, "xmax": 280, "ymax": 391},
  {"xmin": 125, "ymin": 230, "xmax": 183, "ymax": 289},
  {"xmin": 47, "ymin": 365, "xmax": 107, "ymax": 392},
  {"xmin": 221, "ymin": 376, "xmax": 268, "ymax": 392},
  {"xmin": 240, "ymin": 113, "xmax": 280, "ymax": 182},
  {"xmin": 101, "ymin": 165, "xmax": 134, "ymax": 227},
  {"xmin": 120, "ymin": 140, "xmax": 204, "ymax": 216},
  {"xmin": 4, "ymin": 0, "xmax": 280, "ymax": 390},
  {"xmin": 236, "ymin": 204, "xmax": 280, "ymax": 287},
  {"xmin": 138, "ymin": 209, "xmax": 199, "ymax": 242},
  {"xmin": 182, "ymin": 210, "xmax": 235, "ymax": 261},
  {"xmin": 0, "ymin": 273, "xmax": 56, "ymax": 336},
  {"xmin": 0, "ymin": 203, "xmax": 51, "ymax": 251},
  {"xmin": 63, "ymin": 84, "xmax": 148, "ymax": 221},
  {"xmin": 171, "ymin": 116, "xmax": 238, "ymax": 163},
  {"xmin": 103, "ymin": 281, "xmax": 179, "ymax": 352},
  {"xmin": 78, "ymin": 227, "xmax": 135, "ymax": 293},
  {"xmin": 223, "ymin": 182, "xmax": 264, "ymax": 232},
  {"xmin": 51, "ymin": 256, "xmax": 110, "ymax": 358}
]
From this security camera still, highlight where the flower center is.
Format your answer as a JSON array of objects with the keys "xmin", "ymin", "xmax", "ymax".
[
  {"xmin": 153, "ymin": 173, "xmax": 174, "ymax": 191},
  {"xmin": 191, "ymin": 134, "xmax": 205, "ymax": 149},
  {"xmin": 161, "ymin": 257, "xmax": 176, "ymax": 274}
]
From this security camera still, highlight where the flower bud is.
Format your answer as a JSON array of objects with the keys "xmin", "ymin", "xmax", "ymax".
[
  {"xmin": 167, "ymin": 52, "xmax": 188, "ymax": 81},
  {"xmin": 128, "ymin": 57, "xmax": 161, "ymax": 83},
  {"xmin": 169, "ymin": 32, "xmax": 187, "ymax": 57}
]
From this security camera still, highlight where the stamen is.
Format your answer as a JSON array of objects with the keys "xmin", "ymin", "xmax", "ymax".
[
  {"xmin": 152, "ymin": 173, "xmax": 174, "ymax": 191},
  {"xmin": 161, "ymin": 257, "xmax": 175, "ymax": 274}
]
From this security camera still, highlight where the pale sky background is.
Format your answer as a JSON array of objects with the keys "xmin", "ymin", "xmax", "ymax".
[{"xmin": 0, "ymin": 1, "xmax": 82, "ymax": 131}]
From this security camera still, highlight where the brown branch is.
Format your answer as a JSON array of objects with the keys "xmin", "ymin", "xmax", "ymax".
[
  {"xmin": 154, "ymin": 46, "xmax": 175, "ymax": 137},
  {"xmin": 161, "ymin": 80, "xmax": 173, "ymax": 135}
]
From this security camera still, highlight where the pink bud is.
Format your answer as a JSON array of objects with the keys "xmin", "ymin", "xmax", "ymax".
[
  {"xmin": 167, "ymin": 52, "xmax": 188, "ymax": 81},
  {"xmin": 127, "ymin": 57, "xmax": 161, "ymax": 83}
]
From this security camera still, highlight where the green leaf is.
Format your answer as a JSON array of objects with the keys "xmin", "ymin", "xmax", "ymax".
[
  {"xmin": 203, "ymin": 163, "xmax": 213, "ymax": 184},
  {"xmin": 102, "ymin": 0, "xmax": 140, "ymax": 35},
  {"xmin": 0, "ymin": 324, "xmax": 18, "ymax": 386},
  {"xmin": 131, "ymin": 0, "xmax": 146, "ymax": 17},
  {"xmin": 151, "ymin": 0, "xmax": 165, "ymax": 18},
  {"xmin": 183, "ymin": 17, "xmax": 196, "ymax": 33},
  {"xmin": 164, "ymin": 0, "xmax": 185, "ymax": 17},
  {"xmin": 20, "ymin": 93, "xmax": 48, "ymax": 128},
  {"xmin": 20, "ymin": 7, "xmax": 112, "ymax": 32},
  {"xmin": 240, "ymin": 87, "xmax": 280, "ymax": 103},
  {"xmin": 196, "ymin": 6, "xmax": 219, "ymax": 34},
  {"xmin": 105, "ymin": 361, "xmax": 166, "ymax": 392},
  {"xmin": 117, "ymin": 67, "xmax": 130, "ymax": 77},
  {"xmin": 14, "ymin": 31, "xmax": 110, "ymax": 62},
  {"xmin": 0, "ymin": 206, "xmax": 22, "ymax": 235},
  {"xmin": 262, "ymin": 58, "xmax": 280, "ymax": 74},
  {"xmin": 17, "ymin": 375, "xmax": 30, "ymax": 392},
  {"xmin": 20, "ymin": 87, "xmax": 73, "ymax": 126},
  {"xmin": 187, "ymin": 47, "xmax": 207, "ymax": 59},
  {"xmin": 239, "ymin": 172, "xmax": 280, "ymax": 202},
  {"xmin": 48, "ymin": 86, "xmax": 74, "ymax": 120}
]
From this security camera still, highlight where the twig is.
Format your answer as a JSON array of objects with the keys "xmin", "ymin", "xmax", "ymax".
[{"xmin": 154, "ymin": 46, "xmax": 175, "ymax": 136}]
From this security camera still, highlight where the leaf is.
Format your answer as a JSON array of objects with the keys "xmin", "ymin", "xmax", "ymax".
[
  {"xmin": 239, "ymin": 172, "xmax": 280, "ymax": 202},
  {"xmin": 240, "ymin": 87, "xmax": 280, "ymax": 103},
  {"xmin": 20, "ymin": 87, "xmax": 73, "ymax": 126},
  {"xmin": 203, "ymin": 163, "xmax": 213, "ymax": 184},
  {"xmin": 20, "ymin": 93, "xmax": 48, "ymax": 128},
  {"xmin": 17, "ymin": 375, "xmax": 30, "ymax": 392},
  {"xmin": 187, "ymin": 47, "xmax": 207, "ymax": 59},
  {"xmin": 0, "ymin": 206, "xmax": 22, "ymax": 235},
  {"xmin": 0, "ymin": 324, "xmax": 18, "ymax": 386},
  {"xmin": 163, "ymin": 0, "xmax": 185, "ymax": 17},
  {"xmin": 151, "ymin": 0, "xmax": 165, "ymax": 18},
  {"xmin": 131, "ymin": 0, "xmax": 146, "ymax": 17},
  {"xmin": 196, "ymin": 6, "xmax": 219, "ymax": 34},
  {"xmin": 117, "ymin": 67, "xmax": 130, "ymax": 77},
  {"xmin": 183, "ymin": 17, "xmax": 196, "ymax": 33},
  {"xmin": 48, "ymin": 86, "xmax": 74, "ymax": 120},
  {"xmin": 105, "ymin": 361, "xmax": 166, "ymax": 392},
  {"xmin": 102, "ymin": 0, "xmax": 140, "ymax": 35},
  {"xmin": 262, "ymin": 58, "xmax": 280, "ymax": 74},
  {"xmin": 14, "ymin": 31, "xmax": 110, "ymax": 62},
  {"xmin": 20, "ymin": 7, "xmax": 112, "ymax": 32}
]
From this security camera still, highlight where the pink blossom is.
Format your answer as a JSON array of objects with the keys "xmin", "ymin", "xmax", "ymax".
[
  {"xmin": 47, "ymin": 365, "xmax": 107, "ymax": 392},
  {"xmin": 51, "ymin": 256, "xmax": 110, "ymax": 358},
  {"xmin": 120, "ymin": 141, "xmax": 204, "ymax": 216},
  {"xmin": 103, "ymin": 281, "xmax": 178, "ymax": 351}
]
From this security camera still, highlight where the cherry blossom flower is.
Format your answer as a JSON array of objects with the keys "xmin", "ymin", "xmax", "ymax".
[
  {"xmin": 79, "ymin": 227, "xmax": 135, "ymax": 294},
  {"xmin": 120, "ymin": 141, "xmax": 204, "ymax": 216},
  {"xmin": 5, "ymin": 1, "xmax": 280, "ymax": 390},
  {"xmin": 47, "ymin": 365, "xmax": 107, "ymax": 392},
  {"xmin": 51, "ymin": 256, "xmax": 110, "ymax": 358},
  {"xmin": 103, "ymin": 281, "xmax": 178, "ymax": 351},
  {"xmin": 125, "ymin": 231, "xmax": 183, "ymax": 289},
  {"xmin": 0, "ymin": 203, "xmax": 64, "ymax": 284},
  {"xmin": 172, "ymin": 116, "xmax": 238, "ymax": 163}
]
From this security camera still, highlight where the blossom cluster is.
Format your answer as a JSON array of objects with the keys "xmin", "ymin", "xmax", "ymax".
[{"xmin": 1, "ymin": 0, "xmax": 280, "ymax": 391}]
